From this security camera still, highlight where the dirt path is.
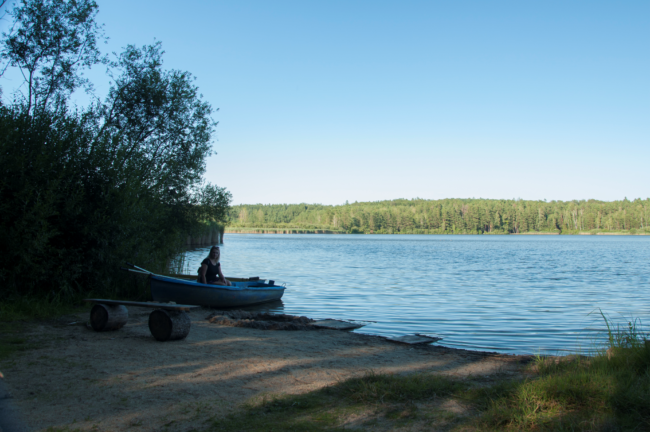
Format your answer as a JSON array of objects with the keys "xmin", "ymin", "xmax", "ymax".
[{"xmin": 1, "ymin": 308, "xmax": 530, "ymax": 431}]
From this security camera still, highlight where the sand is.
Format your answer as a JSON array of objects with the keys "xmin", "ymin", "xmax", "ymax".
[{"xmin": 1, "ymin": 308, "xmax": 531, "ymax": 431}]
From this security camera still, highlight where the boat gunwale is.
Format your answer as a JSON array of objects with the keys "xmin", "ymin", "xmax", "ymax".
[{"xmin": 150, "ymin": 274, "xmax": 285, "ymax": 292}]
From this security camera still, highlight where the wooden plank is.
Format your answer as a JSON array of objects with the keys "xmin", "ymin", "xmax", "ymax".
[
  {"xmin": 84, "ymin": 299, "xmax": 200, "ymax": 311},
  {"xmin": 310, "ymin": 319, "xmax": 366, "ymax": 330},
  {"xmin": 385, "ymin": 334, "xmax": 442, "ymax": 345}
]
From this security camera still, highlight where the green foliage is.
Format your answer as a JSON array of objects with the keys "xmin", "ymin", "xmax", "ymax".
[
  {"xmin": 1, "ymin": 0, "xmax": 105, "ymax": 114},
  {"xmin": 0, "ymin": 0, "xmax": 231, "ymax": 301},
  {"xmin": 229, "ymin": 198, "xmax": 650, "ymax": 235}
]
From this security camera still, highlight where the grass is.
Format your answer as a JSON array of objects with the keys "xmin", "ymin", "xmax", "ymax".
[
  {"xmin": 203, "ymin": 372, "xmax": 485, "ymax": 431},
  {"xmin": 203, "ymin": 353, "xmax": 648, "ymax": 431},
  {"xmin": 204, "ymin": 316, "xmax": 649, "ymax": 432},
  {"xmin": 465, "ymin": 313, "xmax": 650, "ymax": 431},
  {"xmin": 0, "ymin": 294, "xmax": 89, "ymax": 322}
]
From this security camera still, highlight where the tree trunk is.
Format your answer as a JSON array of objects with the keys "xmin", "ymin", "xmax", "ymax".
[
  {"xmin": 90, "ymin": 304, "xmax": 128, "ymax": 331},
  {"xmin": 148, "ymin": 309, "xmax": 191, "ymax": 341}
]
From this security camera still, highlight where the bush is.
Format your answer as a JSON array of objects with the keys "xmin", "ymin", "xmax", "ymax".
[{"xmin": 0, "ymin": 0, "xmax": 230, "ymax": 301}]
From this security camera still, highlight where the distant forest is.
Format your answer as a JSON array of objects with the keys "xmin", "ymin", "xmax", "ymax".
[{"xmin": 228, "ymin": 198, "xmax": 650, "ymax": 235}]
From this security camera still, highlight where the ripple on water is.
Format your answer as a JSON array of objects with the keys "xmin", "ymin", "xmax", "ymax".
[{"xmin": 181, "ymin": 234, "xmax": 650, "ymax": 355}]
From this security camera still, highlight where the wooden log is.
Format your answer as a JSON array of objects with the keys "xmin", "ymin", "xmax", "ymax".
[
  {"xmin": 90, "ymin": 304, "xmax": 128, "ymax": 331},
  {"xmin": 148, "ymin": 309, "xmax": 191, "ymax": 341}
]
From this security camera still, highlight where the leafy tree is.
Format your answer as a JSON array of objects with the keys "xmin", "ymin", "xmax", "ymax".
[
  {"xmin": 0, "ymin": 0, "xmax": 230, "ymax": 300},
  {"xmin": 1, "ymin": 0, "xmax": 105, "ymax": 114}
]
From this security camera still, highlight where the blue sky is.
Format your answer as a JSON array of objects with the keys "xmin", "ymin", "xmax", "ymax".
[{"xmin": 3, "ymin": 1, "xmax": 649, "ymax": 204}]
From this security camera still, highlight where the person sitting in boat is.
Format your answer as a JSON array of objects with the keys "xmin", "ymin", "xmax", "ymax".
[{"xmin": 199, "ymin": 246, "xmax": 232, "ymax": 286}]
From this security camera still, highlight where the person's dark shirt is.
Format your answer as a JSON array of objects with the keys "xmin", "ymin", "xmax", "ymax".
[{"xmin": 201, "ymin": 258, "xmax": 221, "ymax": 282}]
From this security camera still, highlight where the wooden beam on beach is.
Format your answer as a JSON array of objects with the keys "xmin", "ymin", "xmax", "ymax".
[
  {"xmin": 83, "ymin": 299, "xmax": 200, "ymax": 312},
  {"xmin": 385, "ymin": 334, "xmax": 442, "ymax": 345},
  {"xmin": 310, "ymin": 319, "xmax": 366, "ymax": 330}
]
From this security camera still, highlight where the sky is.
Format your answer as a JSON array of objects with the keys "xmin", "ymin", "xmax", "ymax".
[{"xmin": 2, "ymin": 1, "xmax": 649, "ymax": 205}]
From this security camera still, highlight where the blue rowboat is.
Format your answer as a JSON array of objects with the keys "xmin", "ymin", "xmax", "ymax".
[{"xmin": 149, "ymin": 274, "xmax": 285, "ymax": 308}]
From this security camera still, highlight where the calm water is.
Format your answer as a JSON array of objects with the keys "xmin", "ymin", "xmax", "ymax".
[{"xmin": 180, "ymin": 234, "xmax": 650, "ymax": 355}]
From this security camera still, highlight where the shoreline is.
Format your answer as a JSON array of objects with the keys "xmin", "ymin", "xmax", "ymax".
[
  {"xmin": 2, "ymin": 308, "xmax": 533, "ymax": 431},
  {"xmin": 225, "ymin": 229, "xmax": 648, "ymax": 236}
]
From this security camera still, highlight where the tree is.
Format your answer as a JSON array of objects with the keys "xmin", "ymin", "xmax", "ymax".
[
  {"xmin": 0, "ymin": 0, "xmax": 230, "ymax": 300},
  {"xmin": 1, "ymin": 0, "xmax": 105, "ymax": 114}
]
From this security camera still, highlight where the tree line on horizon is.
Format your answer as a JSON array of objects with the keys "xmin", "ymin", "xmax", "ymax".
[{"xmin": 228, "ymin": 198, "xmax": 650, "ymax": 235}]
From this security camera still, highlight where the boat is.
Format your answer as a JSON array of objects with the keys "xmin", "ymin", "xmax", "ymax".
[{"xmin": 149, "ymin": 274, "xmax": 285, "ymax": 308}]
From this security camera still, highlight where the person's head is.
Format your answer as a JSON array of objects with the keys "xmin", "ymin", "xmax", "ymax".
[{"xmin": 208, "ymin": 246, "xmax": 220, "ymax": 261}]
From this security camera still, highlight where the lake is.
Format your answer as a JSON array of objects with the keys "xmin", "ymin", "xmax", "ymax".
[{"xmin": 180, "ymin": 234, "xmax": 650, "ymax": 355}]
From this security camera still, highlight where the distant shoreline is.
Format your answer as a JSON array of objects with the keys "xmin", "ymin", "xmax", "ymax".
[{"xmin": 225, "ymin": 228, "xmax": 648, "ymax": 236}]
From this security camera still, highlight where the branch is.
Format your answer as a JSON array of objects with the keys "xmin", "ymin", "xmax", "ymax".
[{"xmin": 0, "ymin": 0, "xmax": 7, "ymax": 21}]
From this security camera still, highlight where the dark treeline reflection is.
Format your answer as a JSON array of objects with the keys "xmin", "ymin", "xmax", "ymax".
[{"xmin": 229, "ymin": 198, "xmax": 650, "ymax": 235}]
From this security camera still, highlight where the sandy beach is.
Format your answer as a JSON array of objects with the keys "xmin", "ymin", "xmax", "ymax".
[{"xmin": 1, "ymin": 308, "xmax": 532, "ymax": 431}]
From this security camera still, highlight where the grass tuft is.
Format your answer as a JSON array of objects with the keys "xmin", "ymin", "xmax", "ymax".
[{"xmin": 335, "ymin": 370, "xmax": 468, "ymax": 403}]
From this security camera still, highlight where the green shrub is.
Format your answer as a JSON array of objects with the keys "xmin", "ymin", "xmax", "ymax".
[{"xmin": 0, "ymin": 0, "xmax": 230, "ymax": 302}]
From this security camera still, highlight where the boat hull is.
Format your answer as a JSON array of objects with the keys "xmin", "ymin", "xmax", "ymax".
[{"xmin": 150, "ymin": 275, "xmax": 285, "ymax": 308}]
